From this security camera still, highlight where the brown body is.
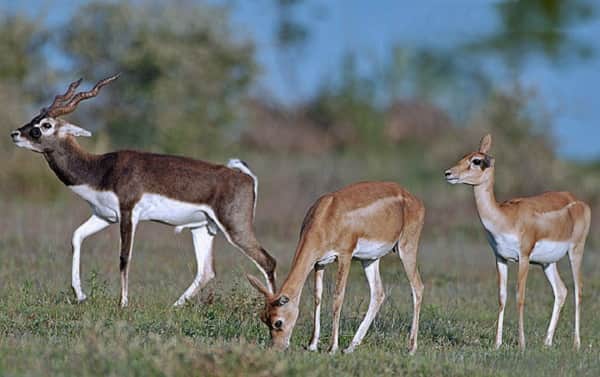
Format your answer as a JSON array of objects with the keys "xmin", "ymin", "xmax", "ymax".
[
  {"xmin": 445, "ymin": 134, "xmax": 591, "ymax": 350},
  {"xmin": 11, "ymin": 76, "xmax": 276, "ymax": 307},
  {"xmin": 249, "ymin": 181, "xmax": 425, "ymax": 354}
]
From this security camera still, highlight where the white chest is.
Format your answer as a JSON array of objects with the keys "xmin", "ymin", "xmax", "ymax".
[
  {"xmin": 486, "ymin": 232, "xmax": 521, "ymax": 262},
  {"xmin": 352, "ymin": 238, "xmax": 395, "ymax": 260},
  {"xmin": 70, "ymin": 185, "xmax": 120, "ymax": 223}
]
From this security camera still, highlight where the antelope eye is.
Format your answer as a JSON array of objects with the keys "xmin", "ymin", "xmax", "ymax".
[
  {"xmin": 472, "ymin": 159, "xmax": 481, "ymax": 166},
  {"xmin": 42, "ymin": 123, "xmax": 52, "ymax": 129},
  {"xmin": 273, "ymin": 320, "xmax": 283, "ymax": 329},
  {"xmin": 30, "ymin": 127, "xmax": 42, "ymax": 139}
]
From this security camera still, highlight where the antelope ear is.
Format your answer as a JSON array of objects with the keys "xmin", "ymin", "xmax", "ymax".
[
  {"xmin": 479, "ymin": 134, "xmax": 492, "ymax": 154},
  {"xmin": 247, "ymin": 274, "xmax": 271, "ymax": 297},
  {"xmin": 59, "ymin": 122, "xmax": 92, "ymax": 137}
]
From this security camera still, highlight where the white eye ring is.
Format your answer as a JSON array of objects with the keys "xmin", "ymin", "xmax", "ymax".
[{"xmin": 41, "ymin": 123, "xmax": 52, "ymax": 130}]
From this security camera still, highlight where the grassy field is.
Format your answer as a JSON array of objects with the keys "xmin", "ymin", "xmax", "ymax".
[{"xmin": 1, "ymin": 153, "xmax": 599, "ymax": 377}]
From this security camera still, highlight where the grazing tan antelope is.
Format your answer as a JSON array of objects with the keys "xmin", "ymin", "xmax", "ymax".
[
  {"xmin": 445, "ymin": 134, "xmax": 591, "ymax": 350},
  {"xmin": 10, "ymin": 75, "xmax": 277, "ymax": 307},
  {"xmin": 248, "ymin": 182, "xmax": 425, "ymax": 354}
]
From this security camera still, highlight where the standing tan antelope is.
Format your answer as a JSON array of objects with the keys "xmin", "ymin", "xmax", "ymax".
[
  {"xmin": 248, "ymin": 182, "xmax": 425, "ymax": 354},
  {"xmin": 10, "ymin": 75, "xmax": 277, "ymax": 307},
  {"xmin": 445, "ymin": 134, "xmax": 590, "ymax": 350}
]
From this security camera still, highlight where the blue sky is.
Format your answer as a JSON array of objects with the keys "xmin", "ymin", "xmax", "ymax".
[{"xmin": 5, "ymin": 0, "xmax": 600, "ymax": 159}]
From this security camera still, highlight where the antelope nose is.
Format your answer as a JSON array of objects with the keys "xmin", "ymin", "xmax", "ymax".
[
  {"xmin": 444, "ymin": 170, "xmax": 452, "ymax": 177},
  {"xmin": 10, "ymin": 130, "xmax": 20, "ymax": 138}
]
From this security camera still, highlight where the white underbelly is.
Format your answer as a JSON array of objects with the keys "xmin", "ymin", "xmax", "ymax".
[
  {"xmin": 487, "ymin": 231, "xmax": 570, "ymax": 264},
  {"xmin": 352, "ymin": 238, "xmax": 395, "ymax": 260},
  {"xmin": 70, "ymin": 185, "xmax": 216, "ymax": 228},
  {"xmin": 134, "ymin": 193, "xmax": 212, "ymax": 226},
  {"xmin": 530, "ymin": 240, "xmax": 571, "ymax": 264}
]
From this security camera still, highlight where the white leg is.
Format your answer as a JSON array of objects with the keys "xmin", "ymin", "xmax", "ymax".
[
  {"xmin": 543, "ymin": 263, "xmax": 567, "ymax": 346},
  {"xmin": 173, "ymin": 226, "xmax": 215, "ymax": 306},
  {"xmin": 71, "ymin": 215, "xmax": 110, "ymax": 302},
  {"xmin": 495, "ymin": 259, "xmax": 508, "ymax": 349},
  {"xmin": 343, "ymin": 259, "xmax": 385, "ymax": 354},
  {"xmin": 307, "ymin": 266, "xmax": 324, "ymax": 351}
]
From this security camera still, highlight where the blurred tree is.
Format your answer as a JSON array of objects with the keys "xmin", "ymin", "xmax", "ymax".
[
  {"xmin": 61, "ymin": 1, "xmax": 257, "ymax": 154},
  {"xmin": 466, "ymin": 0, "xmax": 595, "ymax": 71}
]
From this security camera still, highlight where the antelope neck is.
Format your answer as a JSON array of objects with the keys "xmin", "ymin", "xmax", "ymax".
[
  {"xmin": 278, "ymin": 248, "xmax": 319, "ymax": 302},
  {"xmin": 472, "ymin": 169, "xmax": 505, "ymax": 227},
  {"xmin": 43, "ymin": 137, "xmax": 100, "ymax": 187}
]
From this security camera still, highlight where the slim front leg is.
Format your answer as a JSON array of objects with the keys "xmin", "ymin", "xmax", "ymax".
[
  {"xmin": 71, "ymin": 215, "xmax": 110, "ymax": 302},
  {"xmin": 495, "ymin": 259, "xmax": 508, "ymax": 349},
  {"xmin": 119, "ymin": 210, "xmax": 137, "ymax": 308},
  {"xmin": 328, "ymin": 255, "xmax": 352, "ymax": 354},
  {"xmin": 307, "ymin": 265, "xmax": 325, "ymax": 351},
  {"xmin": 516, "ymin": 255, "xmax": 530, "ymax": 350},
  {"xmin": 343, "ymin": 259, "xmax": 385, "ymax": 353}
]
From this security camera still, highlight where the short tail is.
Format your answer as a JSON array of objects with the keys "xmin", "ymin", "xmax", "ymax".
[{"xmin": 227, "ymin": 158, "xmax": 258, "ymax": 215}]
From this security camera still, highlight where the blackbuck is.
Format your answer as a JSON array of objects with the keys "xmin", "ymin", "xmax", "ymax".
[
  {"xmin": 10, "ymin": 75, "xmax": 276, "ymax": 307},
  {"xmin": 248, "ymin": 182, "xmax": 425, "ymax": 354},
  {"xmin": 445, "ymin": 134, "xmax": 591, "ymax": 350}
]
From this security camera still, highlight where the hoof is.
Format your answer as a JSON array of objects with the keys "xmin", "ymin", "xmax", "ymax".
[
  {"xmin": 173, "ymin": 298, "xmax": 186, "ymax": 307},
  {"xmin": 342, "ymin": 346, "xmax": 355, "ymax": 354},
  {"xmin": 76, "ymin": 294, "xmax": 87, "ymax": 303},
  {"xmin": 305, "ymin": 344, "xmax": 318, "ymax": 352}
]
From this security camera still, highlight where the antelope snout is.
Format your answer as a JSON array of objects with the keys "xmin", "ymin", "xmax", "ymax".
[
  {"xmin": 444, "ymin": 169, "xmax": 459, "ymax": 184},
  {"xmin": 10, "ymin": 130, "xmax": 20, "ymax": 141}
]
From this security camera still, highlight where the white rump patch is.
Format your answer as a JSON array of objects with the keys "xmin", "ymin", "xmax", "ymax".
[{"xmin": 227, "ymin": 158, "xmax": 258, "ymax": 215}]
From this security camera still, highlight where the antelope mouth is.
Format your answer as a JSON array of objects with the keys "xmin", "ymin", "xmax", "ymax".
[{"xmin": 445, "ymin": 176, "xmax": 459, "ymax": 184}]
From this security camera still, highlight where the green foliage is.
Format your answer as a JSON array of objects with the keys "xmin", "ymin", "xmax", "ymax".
[{"xmin": 61, "ymin": 1, "xmax": 256, "ymax": 154}]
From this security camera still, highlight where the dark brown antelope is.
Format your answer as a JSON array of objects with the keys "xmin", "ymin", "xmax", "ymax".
[{"xmin": 11, "ymin": 75, "xmax": 276, "ymax": 307}]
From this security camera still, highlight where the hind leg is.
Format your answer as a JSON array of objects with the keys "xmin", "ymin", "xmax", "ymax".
[
  {"xmin": 543, "ymin": 263, "xmax": 567, "ymax": 346},
  {"xmin": 174, "ymin": 226, "xmax": 216, "ymax": 307},
  {"xmin": 343, "ymin": 259, "xmax": 385, "ymax": 353},
  {"xmin": 569, "ymin": 242, "xmax": 585, "ymax": 350},
  {"xmin": 397, "ymin": 207, "xmax": 425, "ymax": 354},
  {"xmin": 219, "ymin": 224, "xmax": 277, "ymax": 294}
]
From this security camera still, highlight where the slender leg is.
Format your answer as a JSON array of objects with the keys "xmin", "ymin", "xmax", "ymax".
[
  {"xmin": 516, "ymin": 255, "xmax": 531, "ymax": 350},
  {"xmin": 343, "ymin": 259, "xmax": 385, "ymax": 354},
  {"xmin": 328, "ymin": 254, "xmax": 352, "ymax": 354},
  {"xmin": 399, "ymin": 247, "xmax": 424, "ymax": 355},
  {"xmin": 569, "ymin": 244, "xmax": 584, "ymax": 350},
  {"xmin": 71, "ymin": 215, "xmax": 110, "ymax": 302},
  {"xmin": 119, "ymin": 210, "xmax": 138, "ymax": 308},
  {"xmin": 307, "ymin": 265, "xmax": 325, "ymax": 351},
  {"xmin": 174, "ymin": 226, "xmax": 216, "ymax": 306},
  {"xmin": 543, "ymin": 263, "xmax": 567, "ymax": 346},
  {"xmin": 495, "ymin": 259, "xmax": 508, "ymax": 349}
]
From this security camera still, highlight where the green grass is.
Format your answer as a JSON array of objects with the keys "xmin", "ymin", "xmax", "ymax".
[{"xmin": 1, "ymin": 198, "xmax": 599, "ymax": 377}]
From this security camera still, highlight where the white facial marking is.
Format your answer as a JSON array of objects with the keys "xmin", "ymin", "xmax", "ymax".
[{"xmin": 352, "ymin": 238, "xmax": 395, "ymax": 260}]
